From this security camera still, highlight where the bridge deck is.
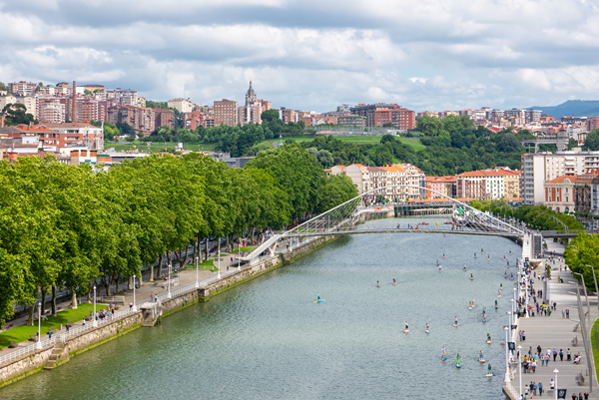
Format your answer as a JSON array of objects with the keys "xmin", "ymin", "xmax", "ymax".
[{"xmin": 285, "ymin": 227, "xmax": 521, "ymax": 239}]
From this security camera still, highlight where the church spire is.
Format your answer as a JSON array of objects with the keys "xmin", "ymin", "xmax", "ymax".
[{"xmin": 245, "ymin": 80, "xmax": 257, "ymax": 106}]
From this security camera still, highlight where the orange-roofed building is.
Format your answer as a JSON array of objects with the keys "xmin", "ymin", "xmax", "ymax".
[{"xmin": 544, "ymin": 175, "xmax": 576, "ymax": 213}]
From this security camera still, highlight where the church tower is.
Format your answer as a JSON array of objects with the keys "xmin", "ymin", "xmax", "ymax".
[{"xmin": 245, "ymin": 81, "xmax": 257, "ymax": 106}]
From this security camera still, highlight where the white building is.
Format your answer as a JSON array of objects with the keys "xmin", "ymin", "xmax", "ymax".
[{"xmin": 167, "ymin": 98, "xmax": 193, "ymax": 113}]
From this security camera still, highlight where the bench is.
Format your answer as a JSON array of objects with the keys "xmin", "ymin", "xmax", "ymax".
[
  {"xmin": 573, "ymin": 323, "xmax": 580, "ymax": 332},
  {"xmin": 572, "ymin": 336, "xmax": 578, "ymax": 346},
  {"xmin": 29, "ymin": 334, "xmax": 38, "ymax": 341},
  {"xmin": 576, "ymin": 372, "xmax": 585, "ymax": 385},
  {"xmin": 9, "ymin": 341, "xmax": 17, "ymax": 348},
  {"xmin": 101, "ymin": 296, "xmax": 125, "ymax": 304}
]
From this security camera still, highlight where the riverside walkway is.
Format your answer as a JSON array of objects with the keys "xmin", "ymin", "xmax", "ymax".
[
  {"xmin": 0, "ymin": 254, "xmax": 250, "ymax": 363},
  {"xmin": 515, "ymin": 240, "xmax": 598, "ymax": 399}
]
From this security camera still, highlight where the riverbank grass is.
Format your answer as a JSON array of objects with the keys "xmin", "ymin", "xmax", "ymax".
[
  {"xmin": 230, "ymin": 247, "xmax": 256, "ymax": 254},
  {"xmin": 0, "ymin": 303, "xmax": 107, "ymax": 349},
  {"xmin": 199, "ymin": 259, "xmax": 218, "ymax": 271}
]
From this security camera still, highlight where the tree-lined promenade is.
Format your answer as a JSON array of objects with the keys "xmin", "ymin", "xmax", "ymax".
[{"xmin": 0, "ymin": 144, "xmax": 357, "ymax": 328}]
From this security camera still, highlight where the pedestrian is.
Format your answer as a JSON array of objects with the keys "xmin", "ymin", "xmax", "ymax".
[
  {"xmin": 129, "ymin": 302, "xmax": 133, "ymax": 310},
  {"xmin": 537, "ymin": 344, "xmax": 541, "ymax": 356},
  {"xmin": 559, "ymin": 349, "xmax": 563, "ymax": 361},
  {"xmin": 82, "ymin": 319, "xmax": 86, "ymax": 326},
  {"xmin": 540, "ymin": 354, "xmax": 545, "ymax": 366},
  {"xmin": 566, "ymin": 308, "xmax": 570, "ymax": 318},
  {"xmin": 519, "ymin": 330, "xmax": 523, "ymax": 341},
  {"xmin": 553, "ymin": 348, "xmax": 557, "ymax": 362},
  {"xmin": 66, "ymin": 323, "xmax": 70, "ymax": 333},
  {"xmin": 523, "ymin": 331, "xmax": 526, "ymax": 341},
  {"xmin": 567, "ymin": 348, "xmax": 571, "ymax": 361},
  {"xmin": 550, "ymin": 378, "xmax": 555, "ymax": 390},
  {"xmin": 533, "ymin": 382, "xmax": 537, "ymax": 395},
  {"xmin": 538, "ymin": 381, "xmax": 543, "ymax": 395},
  {"xmin": 150, "ymin": 292, "xmax": 153, "ymax": 301},
  {"xmin": 48, "ymin": 330, "xmax": 52, "ymax": 339},
  {"xmin": 585, "ymin": 391, "xmax": 589, "ymax": 399},
  {"xmin": 562, "ymin": 309, "xmax": 565, "ymax": 318},
  {"xmin": 532, "ymin": 359, "xmax": 536, "ymax": 373}
]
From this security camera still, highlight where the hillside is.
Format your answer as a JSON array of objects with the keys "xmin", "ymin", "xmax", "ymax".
[{"xmin": 528, "ymin": 100, "xmax": 599, "ymax": 118}]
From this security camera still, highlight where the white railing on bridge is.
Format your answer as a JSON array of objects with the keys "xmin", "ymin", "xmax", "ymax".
[{"xmin": 59, "ymin": 307, "xmax": 135, "ymax": 343}]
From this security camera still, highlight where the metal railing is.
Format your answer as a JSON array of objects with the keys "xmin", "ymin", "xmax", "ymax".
[
  {"xmin": 59, "ymin": 307, "xmax": 135, "ymax": 342},
  {"xmin": 0, "ymin": 337, "xmax": 56, "ymax": 366}
]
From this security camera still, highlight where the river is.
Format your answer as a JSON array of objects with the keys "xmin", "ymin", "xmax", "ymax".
[{"xmin": 2, "ymin": 216, "xmax": 521, "ymax": 400}]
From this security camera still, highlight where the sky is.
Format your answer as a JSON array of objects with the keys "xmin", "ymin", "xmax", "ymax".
[{"xmin": 1, "ymin": 0, "xmax": 599, "ymax": 112}]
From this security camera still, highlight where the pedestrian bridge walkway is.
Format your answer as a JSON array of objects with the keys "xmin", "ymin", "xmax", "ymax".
[{"xmin": 240, "ymin": 185, "xmax": 525, "ymax": 262}]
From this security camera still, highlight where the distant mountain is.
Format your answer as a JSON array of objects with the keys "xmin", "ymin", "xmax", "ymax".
[{"xmin": 527, "ymin": 100, "xmax": 599, "ymax": 118}]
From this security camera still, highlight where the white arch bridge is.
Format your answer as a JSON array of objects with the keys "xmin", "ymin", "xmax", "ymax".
[{"xmin": 240, "ymin": 185, "xmax": 525, "ymax": 263}]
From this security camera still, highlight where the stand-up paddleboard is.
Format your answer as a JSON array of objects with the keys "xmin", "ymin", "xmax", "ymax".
[
  {"xmin": 494, "ymin": 306, "xmax": 498, "ymax": 310},
  {"xmin": 425, "ymin": 330, "xmax": 430, "ymax": 334},
  {"xmin": 455, "ymin": 363, "xmax": 461, "ymax": 368},
  {"xmin": 486, "ymin": 340, "xmax": 492, "ymax": 344},
  {"xmin": 470, "ymin": 277, "xmax": 474, "ymax": 281},
  {"xmin": 314, "ymin": 299, "xmax": 325, "ymax": 303},
  {"xmin": 479, "ymin": 358, "xmax": 485, "ymax": 363},
  {"xmin": 453, "ymin": 323, "xmax": 459, "ymax": 327},
  {"xmin": 441, "ymin": 356, "xmax": 447, "ymax": 361},
  {"xmin": 485, "ymin": 373, "xmax": 493, "ymax": 377},
  {"xmin": 403, "ymin": 330, "xmax": 409, "ymax": 334},
  {"xmin": 482, "ymin": 319, "xmax": 486, "ymax": 323},
  {"xmin": 469, "ymin": 306, "xmax": 473, "ymax": 310}
]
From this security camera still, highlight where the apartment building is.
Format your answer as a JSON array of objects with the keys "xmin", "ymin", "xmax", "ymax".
[
  {"xmin": 373, "ymin": 107, "xmax": 416, "ymax": 131},
  {"xmin": 521, "ymin": 151, "xmax": 591, "ymax": 205},
  {"xmin": 350, "ymin": 103, "xmax": 395, "ymax": 127},
  {"xmin": 66, "ymin": 97, "xmax": 107, "ymax": 122},
  {"xmin": 426, "ymin": 176, "xmax": 457, "ymax": 198},
  {"xmin": 167, "ymin": 98, "xmax": 193, "ymax": 113},
  {"xmin": 336, "ymin": 163, "xmax": 425, "ymax": 200},
  {"xmin": 153, "ymin": 108, "xmax": 175, "ymax": 129},
  {"xmin": 37, "ymin": 97, "xmax": 66, "ymax": 123},
  {"xmin": 8, "ymin": 81, "xmax": 38, "ymax": 96},
  {"xmin": 107, "ymin": 106, "xmax": 155, "ymax": 135},
  {"xmin": 338, "ymin": 115, "xmax": 366, "ymax": 129},
  {"xmin": 40, "ymin": 122, "xmax": 104, "ymax": 152},
  {"xmin": 105, "ymin": 89, "xmax": 138, "ymax": 107},
  {"xmin": 279, "ymin": 108, "xmax": 299, "ymax": 124},
  {"xmin": 213, "ymin": 99, "xmax": 238, "ymax": 126}
]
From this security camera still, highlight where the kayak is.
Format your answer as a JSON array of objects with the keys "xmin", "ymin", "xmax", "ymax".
[{"xmin": 314, "ymin": 299, "xmax": 325, "ymax": 303}]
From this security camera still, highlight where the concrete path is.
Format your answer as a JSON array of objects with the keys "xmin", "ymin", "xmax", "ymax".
[
  {"xmin": 516, "ymin": 241, "xmax": 598, "ymax": 399},
  {"xmin": 0, "ymin": 255, "xmax": 245, "ymax": 358}
]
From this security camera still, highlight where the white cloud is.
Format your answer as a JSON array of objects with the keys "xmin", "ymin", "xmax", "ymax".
[{"xmin": 1, "ymin": 0, "xmax": 599, "ymax": 111}]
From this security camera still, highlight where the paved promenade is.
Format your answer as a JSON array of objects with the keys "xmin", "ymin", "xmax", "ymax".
[
  {"xmin": 0, "ymin": 255, "xmax": 244, "ymax": 359},
  {"xmin": 515, "ymin": 240, "xmax": 598, "ymax": 399}
]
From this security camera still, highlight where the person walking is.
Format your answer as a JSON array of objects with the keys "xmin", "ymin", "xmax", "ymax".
[
  {"xmin": 537, "ymin": 344, "xmax": 542, "ymax": 356},
  {"xmin": 540, "ymin": 354, "xmax": 545, "ymax": 366},
  {"xmin": 538, "ymin": 381, "xmax": 543, "ymax": 395},
  {"xmin": 559, "ymin": 349, "xmax": 564, "ymax": 361},
  {"xmin": 531, "ymin": 359, "xmax": 536, "ymax": 373},
  {"xmin": 566, "ymin": 308, "xmax": 570, "ymax": 318},
  {"xmin": 553, "ymin": 348, "xmax": 557, "ymax": 362},
  {"xmin": 567, "ymin": 348, "xmax": 572, "ymax": 361}
]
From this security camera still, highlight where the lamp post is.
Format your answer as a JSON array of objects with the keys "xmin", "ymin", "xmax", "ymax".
[
  {"xmin": 584, "ymin": 265, "xmax": 599, "ymax": 311},
  {"xmin": 36, "ymin": 302, "xmax": 42, "ymax": 349},
  {"xmin": 238, "ymin": 239, "xmax": 241, "ymax": 271},
  {"xmin": 554, "ymin": 368, "xmax": 559, "ymax": 400},
  {"xmin": 574, "ymin": 272, "xmax": 590, "ymax": 321},
  {"xmin": 217, "ymin": 241, "xmax": 221, "ymax": 279},
  {"xmin": 518, "ymin": 345, "xmax": 522, "ymax": 396},
  {"xmin": 195, "ymin": 256, "xmax": 199, "ymax": 288},
  {"xmin": 132, "ymin": 275, "xmax": 137, "ymax": 312},
  {"xmin": 167, "ymin": 264, "xmax": 172, "ymax": 298},
  {"xmin": 504, "ymin": 326, "xmax": 510, "ymax": 383},
  {"xmin": 92, "ymin": 285, "xmax": 97, "ymax": 327},
  {"xmin": 572, "ymin": 280, "xmax": 594, "ymax": 393}
]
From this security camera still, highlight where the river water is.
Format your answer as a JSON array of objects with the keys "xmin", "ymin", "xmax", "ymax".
[{"xmin": 2, "ymin": 216, "xmax": 521, "ymax": 400}]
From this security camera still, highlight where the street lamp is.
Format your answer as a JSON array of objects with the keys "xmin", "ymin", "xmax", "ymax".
[
  {"xmin": 132, "ymin": 275, "xmax": 137, "ymax": 312},
  {"xmin": 574, "ymin": 272, "xmax": 591, "ymax": 321},
  {"xmin": 584, "ymin": 265, "xmax": 599, "ymax": 311},
  {"xmin": 92, "ymin": 285, "xmax": 97, "ymax": 327},
  {"xmin": 195, "ymin": 256, "xmax": 199, "ymax": 288},
  {"xmin": 504, "ymin": 326, "xmax": 510, "ymax": 383},
  {"xmin": 217, "ymin": 242, "xmax": 221, "ymax": 279},
  {"xmin": 237, "ymin": 239, "xmax": 241, "ymax": 271},
  {"xmin": 167, "ymin": 264, "xmax": 172, "ymax": 298},
  {"xmin": 553, "ymin": 368, "xmax": 559, "ymax": 400},
  {"xmin": 518, "ymin": 345, "xmax": 522, "ymax": 396},
  {"xmin": 36, "ymin": 302, "xmax": 42, "ymax": 349}
]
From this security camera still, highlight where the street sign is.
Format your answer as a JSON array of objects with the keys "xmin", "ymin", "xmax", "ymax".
[
  {"xmin": 508, "ymin": 342, "xmax": 515, "ymax": 351},
  {"xmin": 557, "ymin": 388, "xmax": 567, "ymax": 399}
]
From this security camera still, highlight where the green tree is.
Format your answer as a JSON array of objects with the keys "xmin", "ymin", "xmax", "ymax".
[
  {"xmin": 316, "ymin": 174, "xmax": 358, "ymax": 214},
  {"xmin": 3, "ymin": 103, "xmax": 38, "ymax": 126},
  {"xmin": 585, "ymin": 129, "xmax": 599, "ymax": 151}
]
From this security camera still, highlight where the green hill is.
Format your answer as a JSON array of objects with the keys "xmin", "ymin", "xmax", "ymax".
[{"xmin": 528, "ymin": 100, "xmax": 599, "ymax": 118}]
